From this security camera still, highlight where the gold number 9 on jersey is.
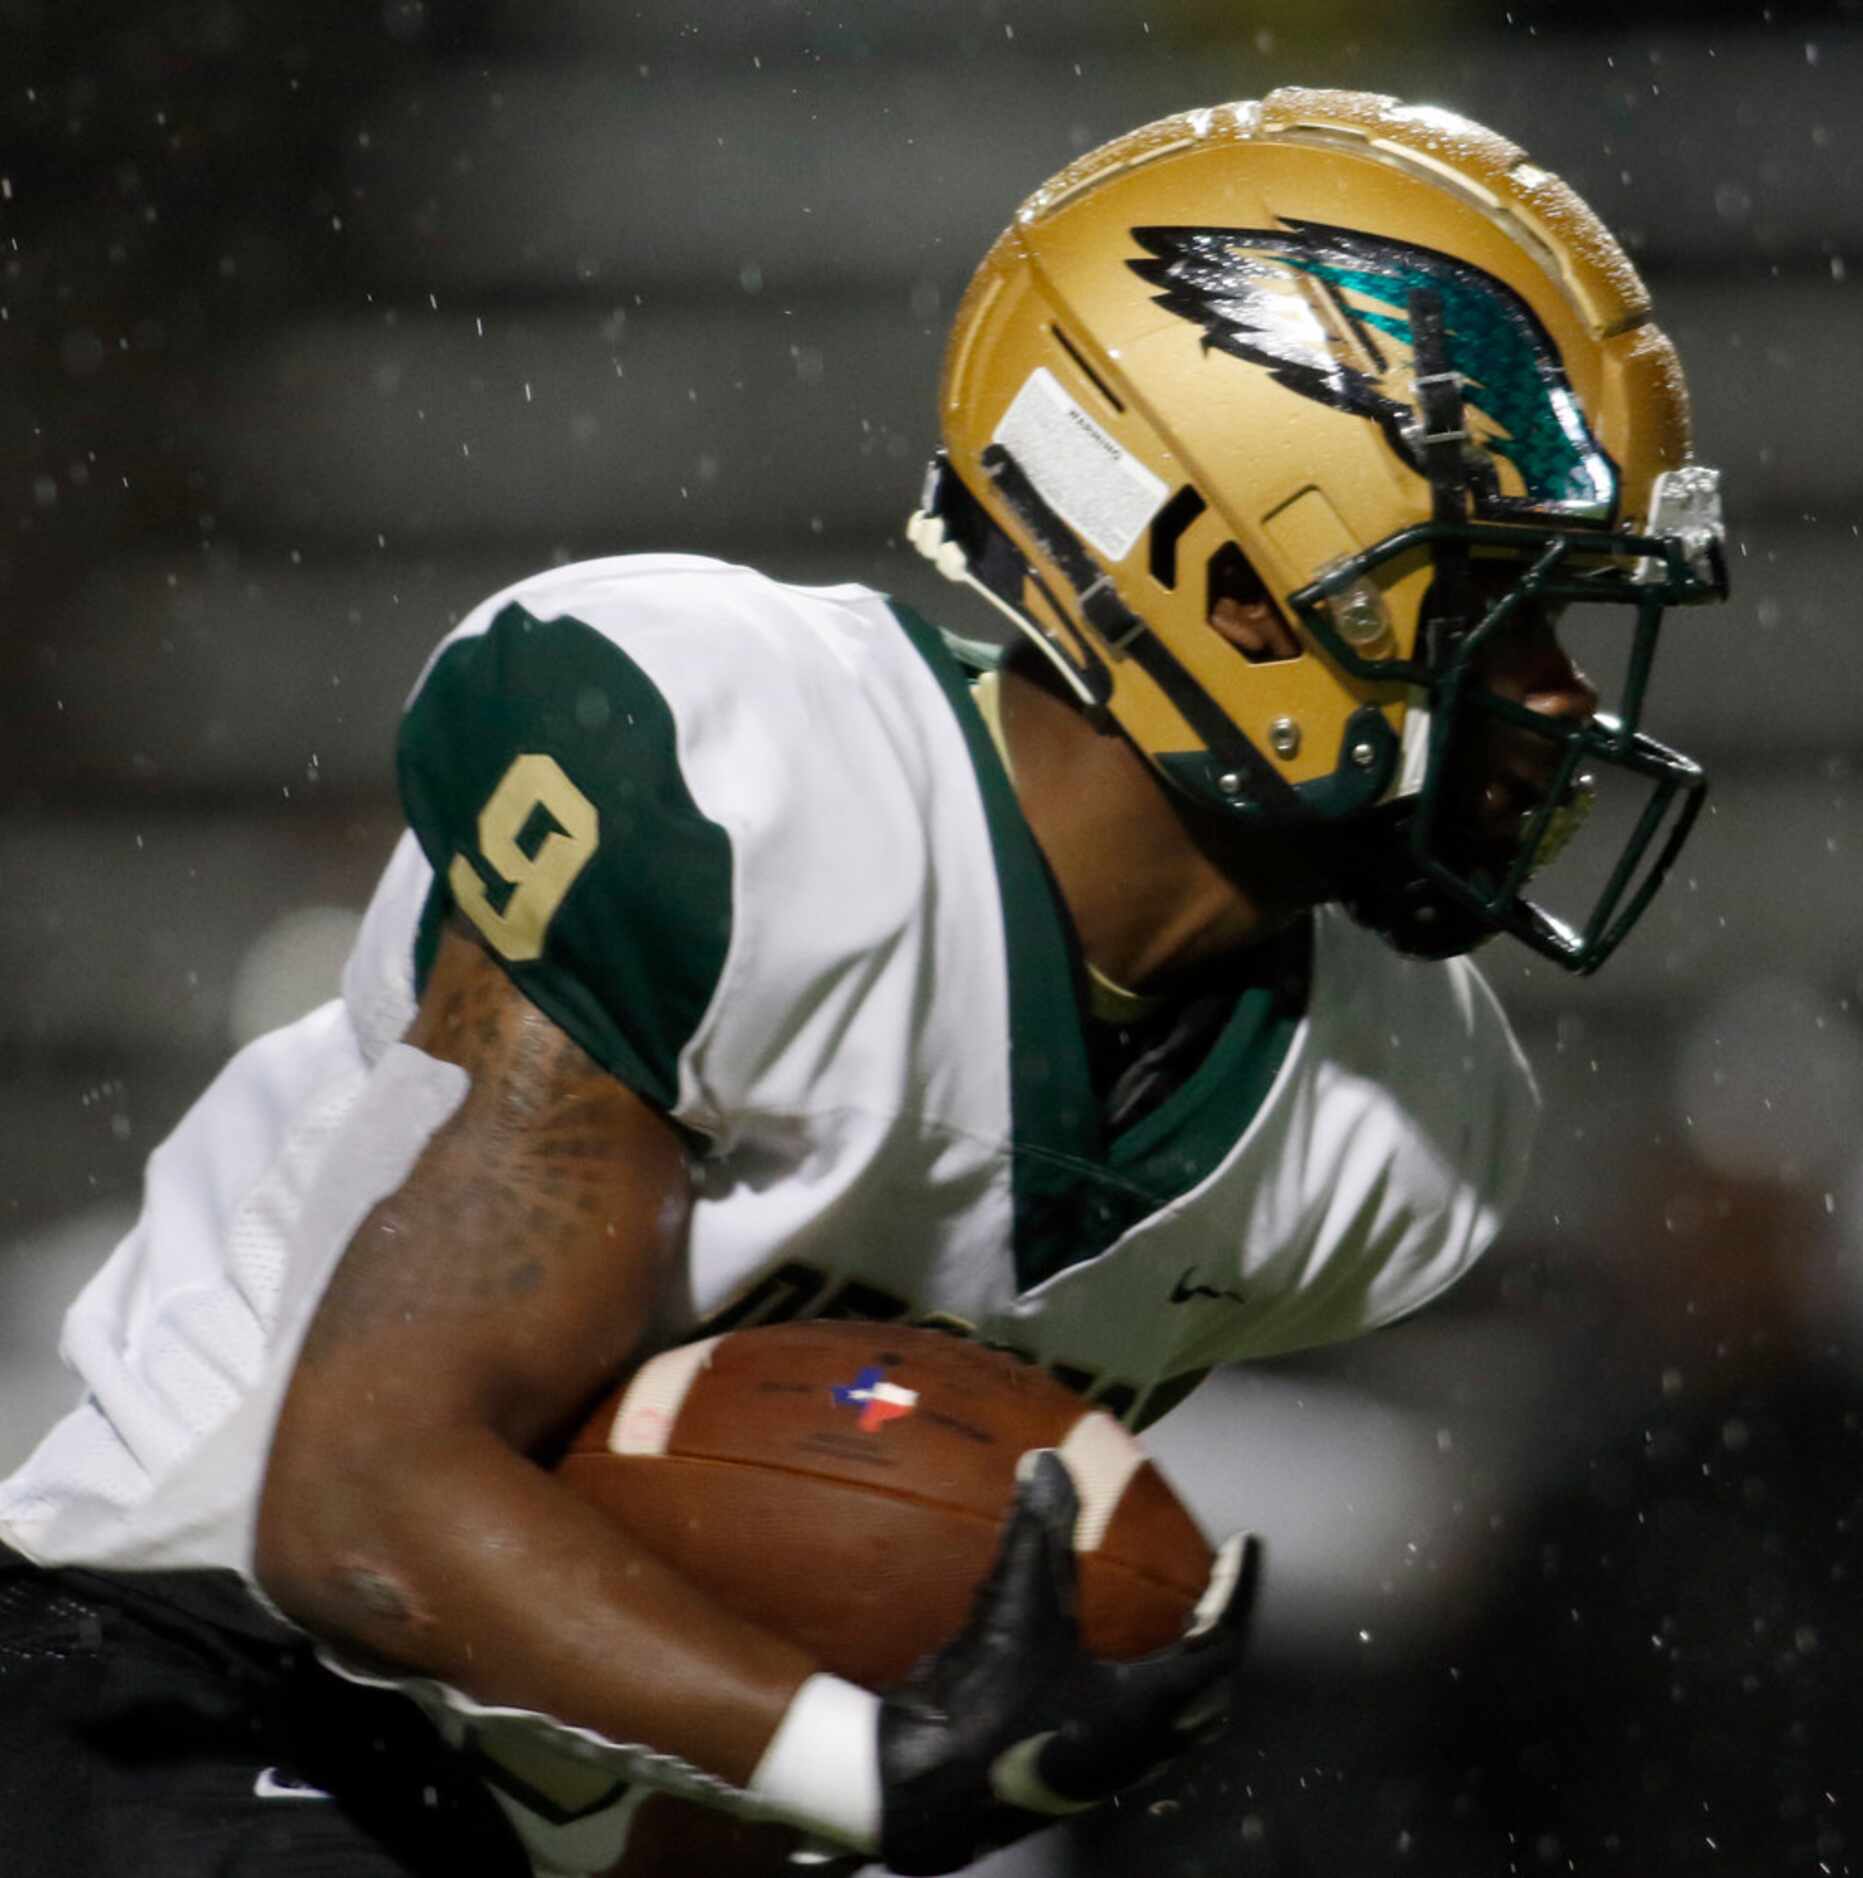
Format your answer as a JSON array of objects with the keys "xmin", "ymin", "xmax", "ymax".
[{"xmin": 449, "ymin": 753, "xmax": 599, "ymax": 962}]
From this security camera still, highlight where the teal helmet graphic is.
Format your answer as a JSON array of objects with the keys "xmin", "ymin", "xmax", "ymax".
[{"xmin": 1127, "ymin": 220, "xmax": 1621, "ymax": 523}]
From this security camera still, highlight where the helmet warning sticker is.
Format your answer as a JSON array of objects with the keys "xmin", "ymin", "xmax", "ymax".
[{"xmin": 993, "ymin": 366, "xmax": 1170, "ymax": 563}]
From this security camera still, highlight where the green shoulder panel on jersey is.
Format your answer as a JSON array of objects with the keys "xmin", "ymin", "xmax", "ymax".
[{"xmin": 398, "ymin": 603, "xmax": 733, "ymax": 1117}]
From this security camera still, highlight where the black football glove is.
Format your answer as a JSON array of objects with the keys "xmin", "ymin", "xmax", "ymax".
[{"xmin": 875, "ymin": 1448, "xmax": 1259, "ymax": 1876}]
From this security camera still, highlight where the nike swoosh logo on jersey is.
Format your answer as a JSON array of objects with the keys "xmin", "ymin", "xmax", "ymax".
[
  {"xmin": 254, "ymin": 1767, "xmax": 332, "ymax": 1801},
  {"xmin": 1169, "ymin": 1267, "xmax": 1246, "ymax": 1306}
]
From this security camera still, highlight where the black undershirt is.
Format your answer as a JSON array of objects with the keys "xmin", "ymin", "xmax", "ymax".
[{"xmin": 1077, "ymin": 913, "xmax": 1313, "ymax": 1140}]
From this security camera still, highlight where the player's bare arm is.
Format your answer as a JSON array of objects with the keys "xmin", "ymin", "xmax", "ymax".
[
  {"xmin": 258, "ymin": 920, "xmax": 1251, "ymax": 1869},
  {"xmin": 256, "ymin": 922, "xmax": 814, "ymax": 1786}
]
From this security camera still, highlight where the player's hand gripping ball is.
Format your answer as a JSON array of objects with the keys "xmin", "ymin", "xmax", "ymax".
[
  {"xmin": 558, "ymin": 1322, "xmax": 1255, "ymax": 1875},
  {"xmin": 877, "ymin": 1447, "xmax": 1253, "ymax": 1873}
]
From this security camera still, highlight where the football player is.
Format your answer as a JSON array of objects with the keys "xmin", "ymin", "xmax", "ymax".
[{"xmin": 0, "ymin": 89, "xmax": 1725, "ymax": 1877}]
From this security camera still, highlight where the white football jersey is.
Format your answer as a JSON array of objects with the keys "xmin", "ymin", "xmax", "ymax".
[{"xmin": 0, "ymin": 554, "xmax": 1537, "ymax": 1579}]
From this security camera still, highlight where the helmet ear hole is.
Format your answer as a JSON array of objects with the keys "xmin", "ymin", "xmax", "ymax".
[
  {"xmin": 1148, "ymin": 485, "xmax": 1208, "ymax": 590},
  {"xmin": 1207, "ymin": 542, "xmax": 1301, "ymax": 664}
]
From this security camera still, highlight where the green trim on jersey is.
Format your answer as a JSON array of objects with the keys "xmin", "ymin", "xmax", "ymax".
[
  {"xmin": 886, "ymin": 603, "xmax": 1107, "ymax": 1289},
  {"xmin": 892, "ymin": 606, "xmax": 1306, "ymax": 1290},
  {"xmin": 399, "ymin": 604, "xmax": 733, "ymax": 1118},
  {"xmin": 1102, "ymin": 960, "xmax": 1306, "ymax": 1242}
]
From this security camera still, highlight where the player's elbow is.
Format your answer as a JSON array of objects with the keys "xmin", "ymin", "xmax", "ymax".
[{"xmin": 253, "ymin": 1394, "xmax": 440, "ymax": 1656}]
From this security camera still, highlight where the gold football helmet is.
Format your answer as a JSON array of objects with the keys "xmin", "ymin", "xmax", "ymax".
[{"xmin": 909, "ymin": 88, "xmax": 1726, "ymax": 971}]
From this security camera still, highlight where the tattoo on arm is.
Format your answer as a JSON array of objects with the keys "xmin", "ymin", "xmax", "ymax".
[{"xmin": 294, "ymin": 924, "xmax": 688, "ymax": 1400}]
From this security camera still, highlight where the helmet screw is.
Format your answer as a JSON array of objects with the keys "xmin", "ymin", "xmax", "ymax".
[
  {"xmin": 1269, "ymin": 716, "xmax": 1301, "ymax": 758},
  {"xmin": 1216, "ymin": 771, "xmax": 1245, "ymax": 798},
  {"xmin": 1349, "ymin": 741, "xmax": 1377, "ymax": 769},
  {"xmin": 1327, "ymin": 578, "xmax": 1392, "ymax": 648}
]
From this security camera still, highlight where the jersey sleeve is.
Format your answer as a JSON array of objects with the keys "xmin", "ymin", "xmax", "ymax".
[{"xmin": 397, "ymin": 601, "xmax": 734, "ymax": 1121}]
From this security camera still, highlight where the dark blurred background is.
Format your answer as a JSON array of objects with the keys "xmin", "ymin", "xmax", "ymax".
[{"xmin": 3, "ymin": 2, "xmax": 1861, "ymax": 1872}]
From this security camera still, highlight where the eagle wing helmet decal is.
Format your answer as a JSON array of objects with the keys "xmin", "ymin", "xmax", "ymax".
[{"xmin": 1127, "ymin": 218, "xmax": 1620, "ymax": 522}]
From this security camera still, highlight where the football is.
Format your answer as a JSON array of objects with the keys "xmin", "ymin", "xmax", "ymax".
[{"xmin": 556, "ymin": 1319, "xmax": 1214, "ymax": 1688}]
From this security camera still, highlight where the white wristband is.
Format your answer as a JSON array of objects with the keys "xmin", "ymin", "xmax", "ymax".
[{"xmin": 747, "ymin": 1673, "xmax": 883, "ymax": 1853}]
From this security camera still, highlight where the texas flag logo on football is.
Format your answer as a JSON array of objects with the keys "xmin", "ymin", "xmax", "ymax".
[{"xmin": 832, "ymin": 1364, "xmax": 919, "ymax": 1433}]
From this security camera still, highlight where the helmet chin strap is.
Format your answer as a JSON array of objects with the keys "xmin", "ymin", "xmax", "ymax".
[
  {"xmin": 912, "ymin": 448, "xmax": 1299, "ymax": 820},
  {"xmin": 907, "ymin": 455, "xmax": 1110, "ymax": 712}
]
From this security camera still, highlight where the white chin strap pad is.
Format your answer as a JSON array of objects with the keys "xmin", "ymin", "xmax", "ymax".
[{"xmin": 905, "ymin": 505, "xmax": 1104, "ymax": 712}]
